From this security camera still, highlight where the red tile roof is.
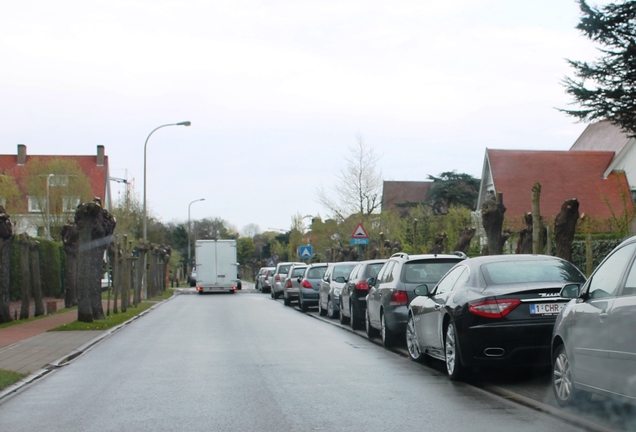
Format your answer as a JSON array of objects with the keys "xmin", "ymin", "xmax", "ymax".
[
  {"xmin": 487, "ymin": 149, "xmax": 633, "ymax": 229},
  {"xmin": 0, "ymin": 152, "xmax": 109, "ymax": 214},
  {"xmin": 382, "ymin": 181, "xmax": 434, "ymax": 211}
]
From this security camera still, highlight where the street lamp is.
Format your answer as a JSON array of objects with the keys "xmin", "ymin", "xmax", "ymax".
[
  {"xmin": 46, "ymin": 174, "xmax": 54, "ymax": 240},
  {"xmin": 188, "ymin": 198, "xmax": 205, "ymax": 272},
  {"xmin": 142, "ymin": 121, "xmax": 191, "ymax": 241}
]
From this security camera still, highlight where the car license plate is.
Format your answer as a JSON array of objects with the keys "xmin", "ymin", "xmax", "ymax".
[{"xmin": 530, "ymin": 303, "xmax": 564, "ymax": 315}]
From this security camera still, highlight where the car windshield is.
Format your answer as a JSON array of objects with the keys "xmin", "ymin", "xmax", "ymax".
[
  {"xmin": 481, "ymin": 259, "xmax": 586, "ymax": 285},
  {"xmin": 307, "ymin": 267, "xmax": 327, "ymax": 279},
  {"xmin": 403, "ymin": 260, "xmax": 460, "ymax": 284}
]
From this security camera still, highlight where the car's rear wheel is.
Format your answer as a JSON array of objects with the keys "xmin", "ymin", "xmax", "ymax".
[
  {"xmin": 284, "ymin": 293, "xmax": 291, "ymax": 306},
  {"xmin": 318, "ymin": 297, "xmax": 327, "ymax": 316},
  {"xmin": 350, "ymin": 304, "xmax": 363, "ymax": 330},
  {"xmin": 381, "ymin": 313, "xmax": 396, "ymax": 348},
  {"xmin": 327, "ymin": 298, "xmax": 338, "ymax": 319},
  {"xmin": 366, "ymin": 309, "xmax": 379, "ymax": 338},
  {"xmin": 300, "ymin": 294, "xmax": 308, "ymax": 312},
  {"xmin": 444, "ymin": 322, "xmax": 464, "ymax": 381},
  {"xmin": 553, "ymin": 344, "xmax": 587, "ymax": 407},
  {"xmin": 406, "ymin": 315, "xmax": 425, "ymax": 362}
]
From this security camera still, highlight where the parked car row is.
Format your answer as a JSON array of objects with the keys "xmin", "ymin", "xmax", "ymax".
[{"xmin": 256, "ymin": 238, "xmax": 636, "ymax": 407}]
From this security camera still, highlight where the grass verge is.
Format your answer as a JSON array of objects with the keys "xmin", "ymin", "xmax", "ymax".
[
  {"xmin": 51, "ymin": 289, "xmax": 175, "ymax": 331},
  {"xmin": 0, "ymin": 369, "xmax": 28, "ymax": 391}
]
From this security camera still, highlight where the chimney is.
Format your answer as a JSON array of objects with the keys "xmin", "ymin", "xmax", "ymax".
[
  {"xmin": 97, "ymin": 145, "xmax": 105, "ymax": 166},
  {"xmin": 17, "ymin": 144, "xmax": 26, "ymax": 165}
]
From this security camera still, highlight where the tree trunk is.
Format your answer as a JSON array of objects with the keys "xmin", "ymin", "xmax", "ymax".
[
  {"xmin": 18, "ymin": 234, "xmax": 30, "ymax": 320},
  {"xmin": 75, "ymin": 199, "xmax": 116, "ymax": 323},
  {"xmin": 62, "ymin": 222, "xmax": 79, "ymax": 308},
  {"xmin": 554, "ymin": 198, "xmax": 580, "ymax": 262},
  {"xmin": 0, "ymin": 207, "xmax": 14, "ymax": 324},
  {"xmin": 112, "ymin": 241, "xmax": 119, "ymax": 315},
  {"xmin": 135, "ymin": 243, "xmax": 149, "ymax": 305},
  {"xmin": 121, "ymin": 237, "xmax": 129, "ymax": 313},
  {"xmin": 516, "ymin": 213, "xmax": 534, "ymax": 254},
  {"xmin": 481, "ymin": 192, "xmax": 506, "ymax": 255},
  {"xmin": 428, "ymin": 232, "xmax": 447, "ymax": 254},
  {"xmin": 30, "ymin": 240, "xmax": 44, "ymax": 317},
  {"xmin": 532, "ymin": 183, "xmax": 543, "ymax": 254},
  {"xmin": 453, "ymin": 227, "xmax": 475, "ymax": 253}
]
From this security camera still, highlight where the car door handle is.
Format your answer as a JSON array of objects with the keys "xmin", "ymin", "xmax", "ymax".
[
  {"xmin": 599, "ymin": 311, "xmax": 608, "ymax": 321},
  {"xmin": 434, "ymin": 304, "xmax": 442, "ymax": 311}
]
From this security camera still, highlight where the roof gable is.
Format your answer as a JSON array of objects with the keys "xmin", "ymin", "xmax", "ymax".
[{"xmin": 570, "ymin": 121, "xmax": 631, "ymax": 154}]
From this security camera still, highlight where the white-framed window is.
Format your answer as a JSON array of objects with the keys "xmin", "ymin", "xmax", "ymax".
[
  {"xmin": 63, "ymin": 196, "xmax": 81, "ymax": 212},
  {"xmin": 28, "ymin": 196, "xmax": 45, "ymax": 213},
  {"xmin": 50, "ymin": 175, "xmax": 69, "ymax": 187}
]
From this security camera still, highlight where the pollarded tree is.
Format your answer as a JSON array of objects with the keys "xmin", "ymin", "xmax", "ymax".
[
  {"xmin": 317, "ymin": 134, "xmax": 382, "ymax": 221},
  {"xmin": 22, "ymin": 159, "xmax": 93, "ymax": 239},
  {"xmin": 562, "ymin": 0, "xmax": 636, "ymax": 135}
]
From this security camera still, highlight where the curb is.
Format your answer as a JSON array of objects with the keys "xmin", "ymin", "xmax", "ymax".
[{"xmin": 0, "ymin": 291, "xmax": 178, "ymax": 403}]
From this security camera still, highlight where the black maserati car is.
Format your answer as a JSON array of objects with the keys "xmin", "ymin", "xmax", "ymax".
[{"xmin": 406, "ymin": 254, "xmax": 586, "ymax": 380}]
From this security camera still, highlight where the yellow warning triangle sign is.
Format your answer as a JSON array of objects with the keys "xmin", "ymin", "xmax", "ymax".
[{"xmin": 351, "ymin": 223, "xmax": 369, "ymax": 238}]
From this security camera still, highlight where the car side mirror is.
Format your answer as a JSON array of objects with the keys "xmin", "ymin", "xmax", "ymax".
[
  {"xmin": 296, "ymin": 277, "xmax": 301, "ymax": 283},
  {"xmin": 367, "ymin": 277, "xmax": 376, "ymax": 287},
  {"xmin": 560, "ymin": 283, "xmax": 581, "ymax": 299},
  {"xmin": 335, "ymin": 276, "xmax": 346, "ymax": 283},
  {"xmin": 414, "ymin": 284, "xmax": 429, "ymax": 297}
]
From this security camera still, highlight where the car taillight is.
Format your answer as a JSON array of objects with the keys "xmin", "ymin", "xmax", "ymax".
[
  {"xmin": 301, "ymin": 280, "xmax": 312, "ymax": 289},
  {"xmin": 469, "ymin": 299, "xmax": 521, "ymax": 318},
  {"xmin": 389, "ymin": 290, "xmax": 408, "ymax": 306},
  {"xmin": 275, "ymin": 274, "xmax": 280, "ymax": 281},
  {"xmin": 355, "ymin": 281, "xmax": 369, "ymax": 290},
  {"xmin": 285, "ymin": 279, "xmax": 292, "ymax": 288}
]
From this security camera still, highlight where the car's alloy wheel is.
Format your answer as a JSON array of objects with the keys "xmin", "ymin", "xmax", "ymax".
[
  {"xmin": 339, "ymin": 302, "xmax": 349, "ymax": 324},
  {"xmin": 406, "ymin": 315, "xmax": 425, "ymax": 362},
  {"xmin": 327, "ymin": 298, "xmax": 338, "ymax": 319},
  {"xmin": 381, "ymin": 313, "xmax": 395, "ymax": 348},
  {"xmin": 444, "ymin": 322, "xmax": 464, "ymax": 381},
  {"xmin": 366, "ymin": 309, "xmax": 379, "ymax": 338},
  {"xmin": 553, "ymin": 344, "xmax": 585, "ymax": 407}
]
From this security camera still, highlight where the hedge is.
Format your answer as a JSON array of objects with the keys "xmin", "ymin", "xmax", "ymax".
[
  {"xmin": 9, "ymin": 238, "xmax": 65, "ymax": 301},
  {"xmin": 570, "ymin": 239, "xmax": 623, "ymax": 276}
]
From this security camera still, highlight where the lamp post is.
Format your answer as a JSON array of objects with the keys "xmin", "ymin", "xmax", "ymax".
[
  {"xmin": 188, "ymin": 198, "xmax": 205, "ymax": 273},
  {"xmin": 142, "ymin": 121, "xmax": 191, "ymax": 241},
  {"xmin": 46, "ymin": 174, "xmax": 54, "ymax": 240}
]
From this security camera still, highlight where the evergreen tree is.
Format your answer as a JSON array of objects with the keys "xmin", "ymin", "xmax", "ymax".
[
  {"xmin": 562, "ymin": 0, "xmax": 636, "ymax": 135},
  {"xmin": 427, "ymin": 171, "xmax": 480, "ymax": 214}
]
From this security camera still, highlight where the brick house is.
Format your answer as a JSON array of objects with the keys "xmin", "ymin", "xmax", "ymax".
[
  {"xmin": 476, "ymin": 148, "xmax": 633, "ymax": 232},
  {"xmin": 0, "ymin": 144, "xmax": 111, "ymax": 237}
]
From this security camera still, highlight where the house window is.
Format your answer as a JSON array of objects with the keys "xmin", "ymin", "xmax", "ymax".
[
  {"xmin": 63, "ymin": 196, "xmax": 81, "ymax": 212},
  {"xmin": 50, "ymin": 175, "xmax": 69, "ymax": 187},
  {"xmin": 28, "ymin": 196, "xmax": 45, "ymax": 213},
  {"xmin": 632, "ymin": 189, "xmax": 636, "ymax": 204}
]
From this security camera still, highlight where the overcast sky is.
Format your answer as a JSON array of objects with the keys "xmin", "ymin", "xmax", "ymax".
[{"xmin": 0, "ymin": 0, "xmax": 609, "ymax": 234}]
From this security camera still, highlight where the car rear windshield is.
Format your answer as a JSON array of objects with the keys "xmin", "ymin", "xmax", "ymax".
[
  {"xmin": 333, "ymin": 264, "xmax": 356, "ymax": 279},
  {"xmin": 481, "ymin": 260, "xmax": 586, "ymax": 285},
  {"xmin": 292, "ymin": 267, "xmax": 306, "ymax": 277},
  {"xmin": 307, "ymin": 267, "xmax": 327, "ymax": 279},
  {"xmin": 278, "ymin": 265, "xmax": 291, "ymax": 274},
  {"xmin": 403, "ymin": 260, "xmax": 461, "ymax": 284},
  {"xmin": 365, "ymin": 263, "xmax": 384, "ymax": 279}
]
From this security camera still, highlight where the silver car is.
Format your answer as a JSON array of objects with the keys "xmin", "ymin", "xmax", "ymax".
[
  {"xmin": 271, "ymin": 262, "xmax": 304, "ymax": 299},
  {"xmin": 256, "ymin": 266, "xmax": 275, "ymax": 293},
  {"xmin": 318, "ymin": 262, "xmax": 357, "ymax": 319},
  {"xmin": 283, "ymin": 263, "xmax": 307, "ymax": 306}
]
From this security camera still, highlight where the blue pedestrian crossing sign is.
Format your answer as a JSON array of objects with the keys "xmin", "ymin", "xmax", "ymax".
[{"xmin": 299, "ymin": 245, "xmax": 313, "ymax": 259}]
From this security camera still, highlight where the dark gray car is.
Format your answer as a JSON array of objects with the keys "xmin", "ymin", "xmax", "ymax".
[
  {"xmin": 318, "ymin": 262, "xmax": 357, "ymax": 319},
  {"xmin": 366, "ymin": 252, "xmax": 465, "ymax": 348},
  {"xmin": 339, "ymin": 259, "xmax": 386, "ymax": 329}
]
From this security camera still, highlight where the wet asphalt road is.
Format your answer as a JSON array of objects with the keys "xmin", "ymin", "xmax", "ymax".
[{"xmin": 0, "ymin": 287, "xmax": 625, "ymax": 431}]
